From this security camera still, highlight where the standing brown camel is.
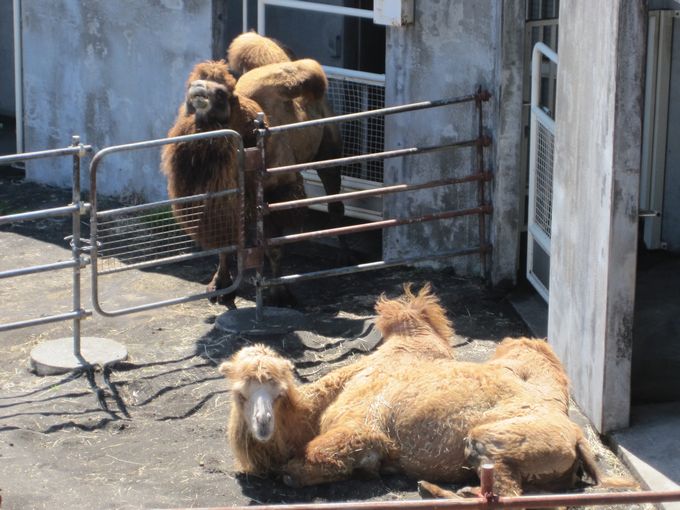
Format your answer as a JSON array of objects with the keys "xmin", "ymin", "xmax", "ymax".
[{"xmin": 161, "ymin": 56, "xmax": 335, "ymax": 306}]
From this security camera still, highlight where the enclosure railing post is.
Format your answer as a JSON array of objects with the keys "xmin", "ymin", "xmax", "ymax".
[
  {"xmin": 479, "ymin": 463, "xmax": 497, "ymax": 502},
  {"xmin": 70, "ymin": 135, "xmax": 86, "ymax": 362},
  {"xmin": 475, "ymin": 88, "xmax": 491, "ymax": 277},
  {"xmin": 254, "ymin": 114, "xmax": 267, "ymax": 322}
]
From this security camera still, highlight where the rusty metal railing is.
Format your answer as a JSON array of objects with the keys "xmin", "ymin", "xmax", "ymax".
[
  {"xmin": 247, "ymin": 88, "xmax": 493, "ymax": 319},
  {"xmin": 163, "ymin": 464, "xmax": 680, "ymax": 509}
]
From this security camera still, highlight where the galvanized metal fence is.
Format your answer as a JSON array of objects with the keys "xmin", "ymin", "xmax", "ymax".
[{"xmin": 0, "ymin": 136, "xmax": 93, "ymax": 354}]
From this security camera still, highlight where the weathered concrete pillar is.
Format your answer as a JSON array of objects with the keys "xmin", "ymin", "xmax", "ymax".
[{"xmin": 549, "ymin": 0, "xmax": 646, "ymax": 432}]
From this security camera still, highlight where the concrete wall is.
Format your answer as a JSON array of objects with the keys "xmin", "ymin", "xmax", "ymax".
[
  {"xmin": 549, "ymin": 1, "xmax": 646, "ymax": 432},
  {"xmin": 20, "ymin": 0, "xmax": 212, "ymax": 201},
  {"xmin": 0, "ymin": 2, "xmax": 15, "ymax": 116},
  {"xmin": 383, "ymin": 0, "xmax": 524, "ymax": 282}
]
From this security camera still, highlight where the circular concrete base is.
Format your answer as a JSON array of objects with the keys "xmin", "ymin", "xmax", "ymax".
[
  {"xmin": 215, "ymin": 307, "xmax": 304, "ymax": 336},
  {"xmin": 30, "ymin": 337, "xmax": 128, "ymax": 376}
]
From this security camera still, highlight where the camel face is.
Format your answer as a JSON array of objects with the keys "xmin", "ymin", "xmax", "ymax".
[
  {"xmin": 232, "ymin": 377, "xmax": 287, "ymax": 442},
  {"xmin": 186, "ymin": 79, "xmax": 232, "ymax": 128}
]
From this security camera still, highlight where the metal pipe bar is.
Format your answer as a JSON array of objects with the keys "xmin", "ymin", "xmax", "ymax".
[
  {"xmin": 92, "ymin": 271, "xmax": 244, "ymax": 318},
  {"xmin": 0, "ymin": 204, "xmax": 80, "ymax": 225},
  {"xmin": 261, "ymin": 0, "xmax": 373, "ymax": 19},
  {"xmin": 267, "ymin": 138, "xmax": 489, "ymax": 175},
  {"xmin": 0, "ymin": 144, "xmax": 92, "ymax": 165},
  {"xmin": 268, "ymin": 173, "xmax": 492, "ymax": 212},
  {"xmin": 261, "ymin": 246, "xmax": 490, "ymax": 287},
  {"xmin": 96, "ymin": 245, "xmax": 237, "ymax": 276},
  {"xmin": 268, "ymin": 205, "xmax": 493, "ymax": 247},
  {"xmin": 0, "ymin": 260, "xmax": 79, "ymax": 279},
  {"xmin": 475, "ymin": 88, "xmax": 489, "ymax": 276},
  {"xmin": 12, "ymin": 0, "xmax": 23, "ymax": 154},
  {"xmin": 323, "ymin": 65, "xmax": 385, "ymax": 85},
  {"xmin": 267, "ymin": 93, "xmax": 483, "ymax": 134},
  {"xmin": 254, "ymin": 120, "xmax": 267, "ymax": 321},
  {"xmin": 0, "ymin": 309, "xmax": 92, "ymax": 333},
  {"xmin": 70, "ymin": 135, "xmax": 85, "ymax": 358},
  {"xmin": 173, "ymin": 489, "xmax": 680, "ymax": 510}
]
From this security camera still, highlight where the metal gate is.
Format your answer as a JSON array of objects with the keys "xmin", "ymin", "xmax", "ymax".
[
  {"xmin": 527, "ymin": 42, "xmax": 558, "ymax": 302},
  {"xmin": 89, "ymin": 129, "xmax": 246, "ymax": 316}
]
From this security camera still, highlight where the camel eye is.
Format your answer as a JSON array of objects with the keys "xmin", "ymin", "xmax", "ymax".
[{"xmin": 215, "ymin": 89, "xmax": 228, "ymax": 101}]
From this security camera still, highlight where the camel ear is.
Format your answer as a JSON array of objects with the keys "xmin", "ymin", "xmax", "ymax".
[{"xmin": 218, "ymin": 361, "xmax": 232, "ymax": 378}]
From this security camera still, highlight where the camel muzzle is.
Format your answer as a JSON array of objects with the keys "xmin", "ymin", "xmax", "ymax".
[{"xmin": 189, "ymin": 81, "xmax": 211, "ymax": 112}]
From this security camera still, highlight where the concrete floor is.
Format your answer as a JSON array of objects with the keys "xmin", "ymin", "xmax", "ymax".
[{"xmin": 511, "ymin": 250, "xmax": 680, "ymax": 509}]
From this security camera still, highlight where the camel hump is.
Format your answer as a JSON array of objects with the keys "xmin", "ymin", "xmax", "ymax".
[
  {"xmin": 227, "ymin": 31, "xmax": 293, "ymax": 74},
  {"xmin": 236, "ymin": 59, "xmax": 328, "ymax": 102},
  {"xmin": 576, "ymin": 437, "xmax": 638, "ymax": 489},
  {"xmin": 374, "ymin": 283, "xmax": 454, "ymax": 344}
]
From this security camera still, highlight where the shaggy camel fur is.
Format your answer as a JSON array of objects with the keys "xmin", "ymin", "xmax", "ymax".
[
  {"xmin": 218, "ymin": 284, "xmax": 456, "ymax": 475},
  {"xmin": 161, "ymin": 57, "xmax": 332, "ymax": 305},
  {"xmin": 281, "ymin": 336, "xmax": 631, "ymax": 497},
  {"xmin": 227, "ymin": 32, "xmax": 345, "ymax": 226}
]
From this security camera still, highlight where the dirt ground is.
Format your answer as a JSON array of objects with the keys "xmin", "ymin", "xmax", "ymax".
[{"xmin": 0, "ymin": 176, "xmax": 645, "ymax": 509}]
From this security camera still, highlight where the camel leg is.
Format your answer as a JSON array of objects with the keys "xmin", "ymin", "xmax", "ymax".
[
  {"xmin": 263, "ymin": 245, "xmax": 297, "ymax": 307},
  {"xmin": 417, "ymin": 481, "xmax": 465, "ymax": 500},
  {"xmin": 207, "ymin": 252, "xmax": 236, "ymax": 306},
  {"xmin": 282, "ymin": 425, "xmax": 394, "ymax": 487},
  {"xmin": 316, "ymin": 167, "xmax": 344, "ymax": 226},
  {"xmin": 465, "ymin": 415, "xmax": 583, "ymax": 497}
]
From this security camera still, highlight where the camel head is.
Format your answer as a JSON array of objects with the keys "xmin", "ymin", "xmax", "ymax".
[
  {"xmin": 184, "ymin": 60, "xmax": 238, "ymax": 129},
  {"xmin": 219, "ymin": 344, "xmax": 297, "ymax": 443}
]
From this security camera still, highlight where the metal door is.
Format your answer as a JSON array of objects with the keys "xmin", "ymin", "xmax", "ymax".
[{"xmin": 527, "ymin": 42, "xmax": 558, "ymax": 302}]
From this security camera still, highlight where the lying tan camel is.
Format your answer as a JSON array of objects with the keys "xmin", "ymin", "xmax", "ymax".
[
  {"xmin": 281, "ymin": 336, "xmax": 632, "ymax": 496},
  {"xmin": 218, "ymin": 284, "xmax": 456, "ymax": 475}
]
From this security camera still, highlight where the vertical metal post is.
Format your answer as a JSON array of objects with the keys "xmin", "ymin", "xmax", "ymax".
[
  {"xmin": 475, "ymin": 87, "xmax": 489, "ymax": 277},
  {"xmin": 479, "ymin": 463, "xmax": 495, "ymax": 499},
  {"xmin": 254, "ymin": 114, "xmax": 267, "ymax": 322},
  {"xmin": 70, "ymin": 135, "xmax": 84, "ymax": 360}
]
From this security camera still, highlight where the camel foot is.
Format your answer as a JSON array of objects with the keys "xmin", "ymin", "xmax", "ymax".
[
  {"xmin": 263, "ymin": 285, "xmax": 298, "ymax": 308},
  {"xmin": 207, "ymin": 276, "xmax": 236, "ymax": 307},
  {"xmin": 456, "ymin": 486, "xmax": 482, "ymax": 498},
  {"xmin": 417, "ymin": 481, "xmax": 462, "ymax": 499},
  {"xmin": 281, "ymin": 473, "xmax": 300, "ymax": 489}
]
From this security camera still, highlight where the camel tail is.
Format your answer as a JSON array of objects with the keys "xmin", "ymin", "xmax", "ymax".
[{"xmin": 576, "ymin": 437, "xmax": 639, "ymax": 489}]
